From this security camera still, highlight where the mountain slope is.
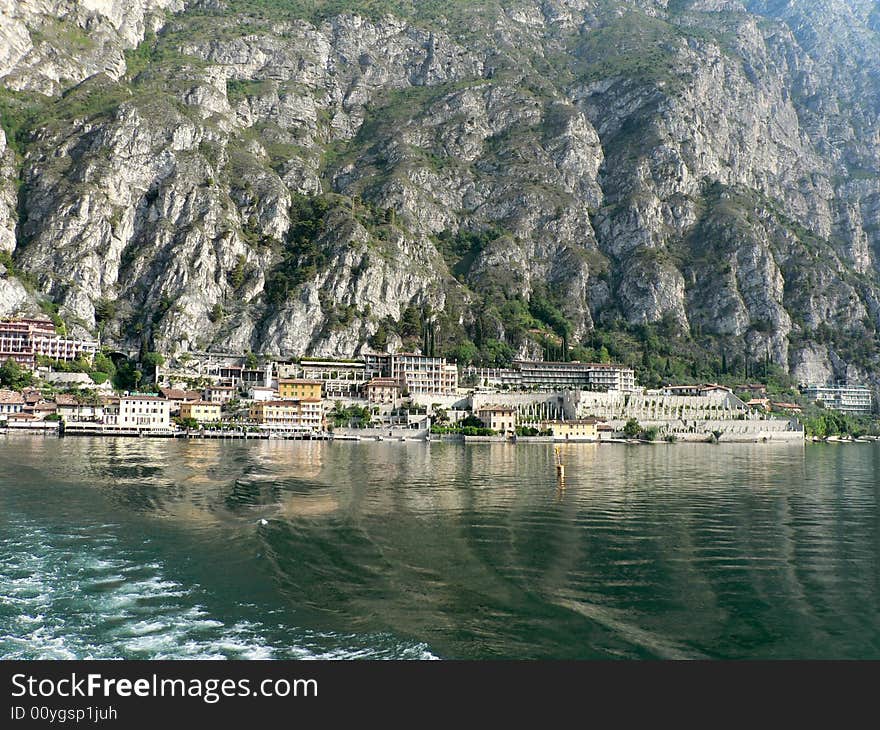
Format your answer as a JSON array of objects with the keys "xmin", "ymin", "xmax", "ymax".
[{"xmin": 1, "ymin": 0, "xmax": 879, "ymax": 387}]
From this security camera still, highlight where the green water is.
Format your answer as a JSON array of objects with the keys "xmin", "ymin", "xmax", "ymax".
[{"xmin": 1, "ymin": 436, "xmax": 879, "ymax": 659}]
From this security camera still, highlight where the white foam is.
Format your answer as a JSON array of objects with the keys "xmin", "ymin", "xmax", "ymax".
[{"xmin": 1, "ymin": 513, "xmax": 438, "ymax": 661}]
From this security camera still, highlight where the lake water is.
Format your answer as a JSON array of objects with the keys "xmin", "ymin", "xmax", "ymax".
[{"xmin": 1, "ymin": 436, "xmax": 879, "ymax": 659}]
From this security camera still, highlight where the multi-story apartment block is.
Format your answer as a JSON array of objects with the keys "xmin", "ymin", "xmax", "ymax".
[
  {"xmin": 801, "ymin": 383, "xmax": 873, "ymax": 415},
  {"xmin": 249, "ymin": 399, "xmax": 324, "ymax": 432},
  {"xmin": 362, "ymin": 353, "xmax": 391, "ymax": 378},
  {"xmin": 0, "ymin": 317, "xmax": 98, "ymax": 370},
  {"xmin": 390, "ymin": 353, "xmax": 458, "ymax": 395},
  {"xmin": 503, "ymin": 360, "xmax": 636, "ymax": 393},
  {"xmin": 115, "ymin": 396, "xmax": 171, "ymax": 430},
  {"xmin": 463, "ymin": 361, "xmax": 636, "ymax": 393},
  {"xmin": 463, "ymin": 367, "xmax": 524, "ymax": 390}
]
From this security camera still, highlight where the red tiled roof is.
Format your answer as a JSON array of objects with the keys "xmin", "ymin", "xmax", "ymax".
[
  {"xmin": 160, "ymin": 388, "xmax": 190, "ymax": 401},
  {"xmin": 0, "ymin": 389, "xmax": 24, "ymax": 404}
]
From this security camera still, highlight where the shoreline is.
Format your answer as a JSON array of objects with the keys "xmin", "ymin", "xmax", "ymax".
[{"xmin": 0, "ymin": 426, "xmax": 843, "ymax": 444}]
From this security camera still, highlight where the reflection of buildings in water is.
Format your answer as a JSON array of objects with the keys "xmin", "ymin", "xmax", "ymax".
[
  {"xmin": 252, "ymin": 440, "xmax": 326, "ymax": 480},
  {"xmin": 70, "ymin": 436, "xmax": 176, "ymax": 489},
  {"xmin": 170, "ymin": 440, "xmax": 229, "ymax": 489},
  {"xmin": 226, "ymin": 441, "xmax": 342, "ymax": 520},
  {"xmin": 734, "ymin": 443, "xmax": 806, "ymax": 491},
  {"xmin": 276, "ymin": 493, "xmax": 341, "ymax": 519},
  {"xmin": 462, "ymin": 443, "xmax": 601, "ymax": 513},
  {"xmin": 156, "ymin": 500, "xmax": 227, "ymax": 528}
]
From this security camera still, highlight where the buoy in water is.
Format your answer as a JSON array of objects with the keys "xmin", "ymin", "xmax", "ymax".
[
  {"xmin": 554, "ymin": 446, "xmax": 565, "ymax": 487},
  {"xmin": 258, "ymin": 519, "xmax": 269, "ymax": 526}
]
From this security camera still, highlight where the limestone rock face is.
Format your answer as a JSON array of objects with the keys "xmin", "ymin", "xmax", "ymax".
[
  {"xmin": 0, "ymin": 128, "xmax": 17, "ymax": 255},
  {"xmin": 2, "ymin": 0, "xmax": 880, "ymax": 382},
  {"xmin": 0, "ymin": 0, "xmax": 182, "ymax": 94}
]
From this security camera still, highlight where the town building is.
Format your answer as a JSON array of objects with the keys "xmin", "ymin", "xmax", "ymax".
[
  {"xmin": 241, "ymin": 366, "xmax": 273, "ymax": 390},
  {"xmin": 296, "ymin": 359, "xmax": 375, "ymax": 398},
  {"xmin": 464, "ymin": 367, "xmax": 524, "ymax": 390},
  {"xmin": 179, "ymin": 401, "xmax": 222, "ymax": 423},
  {"xmin": 116, "ymin": 396, "xmax": 171, "ymax": 430},
  {"xmin": 249, "ymin": 399, "xmax": 324, "ymax": 432},
  {"xmin": 5, "ymin": 412, "xmax": 39, "ymax": 427},
  {"xmin": 32, "ymin": 402, "xmax": 57, "ymax": 420},
  {"xmin": 800, "ymin": 383, "xmax": 873, "ymax": 415},
  {"xmin": 771, "ymin": 401, "xmax": 803, "ymax": 414},
  {"xmin": 203, "ymin": 385, "xmax": 235, "ymax": 404},
  {"xmin": 101, "ymin": 396, "xmax": 120, "ymax": 424},
  {"xmin": 158, "ymin": 388, "xmax": 201, "ymax": 415},
  {"xmin": 362, "ymin": 352, "xmax": 391, "ymax": 376},
  {"xmin": 539, "ymin": 419, "xmax": 599, "ymax": 441},
  {"xmin": 0, "ymin": 316, "xmax": 98, "ymax": 370},
  {"xmin": 218, "ymin": 366, "xmax": 244, "ymax": 384},
  {"xmin": 365, "ymin": 378, "xmax": 401, "ymax": 405},
  {"xmin": 516, "ymin": 360, "xmax": 637, "ymax": 393},
  {"xmin": 661, "ymin": 383, "xmax": 733, "ymax": 398},
  {"xmin": 390, "ymin": 353, "xmax": 458, "ymax": 395},
  {"xmin": 736, "ymin": 384, "xmax": 768, "ymax": 397},
  {"xmin": 0, "ymin": 389, "xmax": 24, "ymax": 416},
  {"xmin": 21, "ymin": 388, "xmax": 42, "ymax": 408},
  {"xmin": 279, "ymin": 378, "xmax": 323, "ymax": 400},
  {"xmin": 54, "ymin": 393, "xmax": 103, "ymax": 422},
  {"xmin": 159, "ymin": 388, "xmax": 201, "ymax": 403},
  {"xmin": 248, "ymin": 386, "xmax": 277, "ymax": 402},
  {"xmin": 465, "ymin": 360, "xmax": 636, "ymax": 393},
  {"xmin": 476, "ymin": 405, "xmax": 517, "ymax": 434}
]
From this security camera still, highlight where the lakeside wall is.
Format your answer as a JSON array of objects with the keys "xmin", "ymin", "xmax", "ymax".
[
  {"xmin": 333, "ymin": 426, "xmax": 430, "ymax": 441},
  {"xmin": 605, "ymin": 417, "xmax": 804, "ymax": 443}
]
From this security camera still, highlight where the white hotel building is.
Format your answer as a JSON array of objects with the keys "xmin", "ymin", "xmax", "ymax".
[
  {"xmin": 800, "ymin": 383, "xmax": 873, "ymax": 415},
  {"xmin": 389, "ymin": 353, "xmax": 458, "ymax": 395},
  {"xmin": 110, "ymin": 396, "xmax": 172, "ymax": 430}
]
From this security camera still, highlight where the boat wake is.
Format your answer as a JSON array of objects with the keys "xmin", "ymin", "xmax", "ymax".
[{"xmin": 0, "ymin": 515, "xmax": 436, "ymax": 660}]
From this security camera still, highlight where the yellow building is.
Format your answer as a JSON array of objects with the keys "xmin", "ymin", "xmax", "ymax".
[
  {"xmin": 249, "ymin": 399, "xmax": 324, "ymax": 432},
  {"xmin": 541, "ymin": 419, "xmax": 599, "ymax": 441},
  {"xmin": 180, "ymin": 401, "xmax": 223, "ymax": 423},
  {"xmin": 477, "ymin": 405, "xmax": 516, "ymax": 434},
  {"xmin": 279, "ymin": 378, "xmax": 323, "ymax": 400}
]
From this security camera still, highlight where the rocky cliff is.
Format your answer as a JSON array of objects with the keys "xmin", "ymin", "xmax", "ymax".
[{"xmin": 1, "ymin": 0, "xmax": 879, "ymax": 385}]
